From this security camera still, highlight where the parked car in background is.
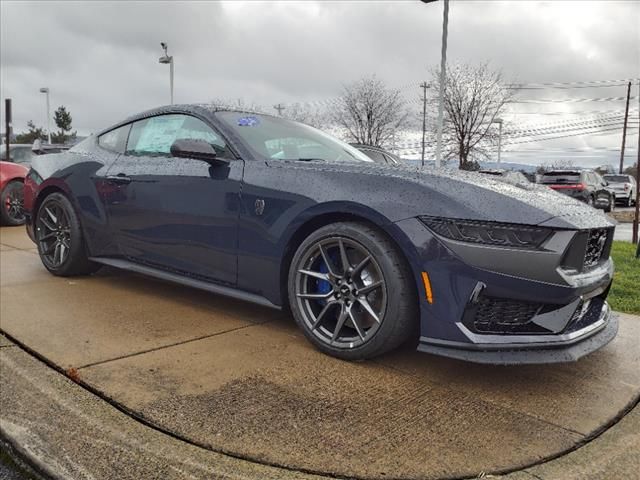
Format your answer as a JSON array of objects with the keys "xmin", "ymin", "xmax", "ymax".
[
  {"xmin": 603, "ymin": 174, "xmax": 636, "ymax": 207},
  {"xmin": 351, "ymin": 144, "xmax": 403, "ymax": 166},
  {"xmin": 540, "ymin": 169, "xmax": 616, "ymax": 212},
  {"xmin": 22, "ymin": 105, "xmax": 618, "ymax": 364},
  {"xmin": 479, "ymin": 169, "xmax": 531, "ymax": 186},
  {"xmin": 0, "ymin": 144, "xmax": 34, "ymax": 165},
  {"xmin": 0, "ymin": 142, "xmax": 70, "ymax": 167},
  {"xmin": 0, "ymin": 160, "xmax": 28, "ymax": 225}
]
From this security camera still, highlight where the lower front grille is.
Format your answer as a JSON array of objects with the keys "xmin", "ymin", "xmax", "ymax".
[
  {"xmin": 471, "ymin": 297, "xmax": 548, "ymax": 334},
  {"xmin": 584, "ymin": 228, "xmax": 609, "ymax": 269}
]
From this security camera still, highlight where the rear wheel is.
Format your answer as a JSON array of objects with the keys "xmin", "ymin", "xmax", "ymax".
[
  {"xmin": 0, "ymin": 180, "xmax": 25, "ymax": 226},
  {"xmin": 35, "ymin": 192, "xmax": 100, "ymax": 276},
  {"xmin": 288, "ymin": 222, "xmax": 417, "ymax": 360}
]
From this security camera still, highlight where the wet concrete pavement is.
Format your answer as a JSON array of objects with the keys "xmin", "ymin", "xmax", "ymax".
[{"xmin": 1, "ymin": 226, "xmax": 639, "ymax": 479}]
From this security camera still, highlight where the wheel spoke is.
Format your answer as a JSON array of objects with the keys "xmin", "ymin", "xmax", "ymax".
[
  {"xmin": 348, "ymin": 309, "xmax": 366, "ymax": 341},
  {"xmin": 59, "ymin": 243, "xmax": 67, "ymax": 263},
  {"xmin": 53, "ymin": 243, "xmax": 61, "ymax": 265},
  {"xmin": 297, "ymin": 291, "xmax": 333, "ymax": 299},
  {"xmin": 39, "ymin": 232, "xmax": 56, "ymax": 241},
  {"xmin": 318, "ymin": 244, "xmax": 339, "ymax": 277},
  {"xmin": 352, "ymin": 255, "xmax": 371, "ymax": 276},
  {"xmin": 331, "ymin": 306, "xmax": 349, "ymax": 342},
  {"xmin": 44, "ymin": 207, "xmax": 58, "ymax": 224},
  {"xmin": 311, "ymin": 301, "xmax": 336, "ymax": 330},
  {"xmin": 40, "ymin": 217, "xmax": 56, "ymax": 232},
  {"xmin": 357, "ymin": 297, "xmax": 381, "ymax": 324},
  {"xmin": 338, "ymin": 239, "xmax": 351, "ymax": 273},
  {"xmin": 359, "ymin": 280, "xmax": 383, "ymax": 295},
  {"xmin": 298, "ymin": 269, "xmax": 330, "ymax": 281}
]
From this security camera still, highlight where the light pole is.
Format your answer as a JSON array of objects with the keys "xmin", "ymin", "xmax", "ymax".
[
  {"xmin": 159, "ymin": 42, "xmax": 174, "ymax": 105},
  {"xmin": 421, "ymin": 0, "xmax": 449, "ymax": 169},
  {"xmin": 493, "ymin": 118, "xmax": 503, "ymax": 165},
  {"xmin": 39, "ymin": 87, "xmax": 51, "ymax": 144}
]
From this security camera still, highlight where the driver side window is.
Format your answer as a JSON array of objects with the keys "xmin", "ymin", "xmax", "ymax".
[{"xmin": 126, "ymin": 114, "xmax": 232, "ymax": 159}]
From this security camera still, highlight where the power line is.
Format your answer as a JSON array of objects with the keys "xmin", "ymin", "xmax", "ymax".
[{"xmin": 509, "ymin": 96, "xmax": 638, "ymax": 104}]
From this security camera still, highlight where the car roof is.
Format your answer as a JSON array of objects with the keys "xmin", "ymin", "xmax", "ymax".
[{"xmin": 99, "ymin": 104, "xmax": 278, "ymax": 136}]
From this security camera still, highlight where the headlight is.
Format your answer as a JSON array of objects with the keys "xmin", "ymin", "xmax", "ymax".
[{"xmin": 418, "ymin": 216, "xmax": 552, "ymax": 250}]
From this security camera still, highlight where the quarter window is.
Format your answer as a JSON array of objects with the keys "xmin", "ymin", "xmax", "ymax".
[
  {"xmin": 126, "ymin": 114, "xmax": 232, "ymax": 158},
  {"xmin": 98, "ymin": 124, "xmax": 131, "ymax": 153}
]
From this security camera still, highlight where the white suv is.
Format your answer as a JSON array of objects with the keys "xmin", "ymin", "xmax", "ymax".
[{"xmin": 603, "ymin": 174, "xmax": 637, "ymax": 207}]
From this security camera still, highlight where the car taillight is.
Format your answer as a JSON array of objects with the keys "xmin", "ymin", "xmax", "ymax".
[
  {"xmin": 624, "ymin": 184, "xmax": 630, "ymax": 191},
  {"xmin": 576, "ymin": 183, "xmax": 586, "ymax": 191}
]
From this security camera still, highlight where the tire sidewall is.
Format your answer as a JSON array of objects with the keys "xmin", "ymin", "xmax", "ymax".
[
  {"xmin": 288, "ymin": 222, "xmax": 414, "ymax": 360},
  {"xmin": 36, "ymin": 192, "xmax": 87, "ymax": 275}
]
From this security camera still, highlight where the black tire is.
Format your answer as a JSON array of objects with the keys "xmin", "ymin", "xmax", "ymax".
[
  {"xmin": 35, "ymin": 192, "xmax": 101, "ymax": 276},
  {"xmin": 288, "ymin": 222, "xmax": 417, "ymax": 360},
  {"xmin": 625, "ymin": 195, "xmax": 632, "ymax": 207},
  {"xmin": 604, "ymin": 195, "xmax": 614, "ymax": 213},
  {"xmin": 0, "ymin": 180, "xmax": 26, "ymax": 226}
]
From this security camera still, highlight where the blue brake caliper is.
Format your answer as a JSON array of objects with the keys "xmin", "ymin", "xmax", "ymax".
[{"xmin": 315, "ymin": 254, "xmax": 334, "ymax": 303}]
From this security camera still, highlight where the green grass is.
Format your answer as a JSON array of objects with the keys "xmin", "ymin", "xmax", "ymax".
[{"xmin": 609, "ymin": 241, "xmax": 640, "ymax": 315}]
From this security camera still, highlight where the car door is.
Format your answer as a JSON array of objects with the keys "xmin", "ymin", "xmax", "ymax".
[{"xmin": 103, "ymin": 113, "xmax": 243, "ymax": 286}]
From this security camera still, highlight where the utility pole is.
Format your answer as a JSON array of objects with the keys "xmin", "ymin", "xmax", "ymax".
[
  {"xmin": 39, "ymin": 88, "xmax": 51, "ymax": 144},
  {"xmin": 4, "ymin": 99, "xmax": 11, "ymax": 161},
  {"xmin": 619, "ymin": 81, "xmax": 631, "ymax": 174},
  {"xmin": 420, "ymin": 82, "xmax": 428, "ymax": 167},
  {"xmin": 273, "ymin": 103, "xmax": 286, "ymax": 116},
  {"xmin": 159, "ymin": 42, "xmax": 174, "ymax": 105},
  {"xmin": 633, "ymin": 80, "xmax": 640, "ymax": 246},
  {"xmin": 435, "ymin": 0, "xmax": 449, "ymax": 169}
]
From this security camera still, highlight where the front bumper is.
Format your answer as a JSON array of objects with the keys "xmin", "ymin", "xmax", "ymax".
[
  {"xmin": 418, "ymin": 302, "xmax": 617, "ymax": 365},
  {"xmin": 393, "ymin": 217, "xmax": 617, "ymax": 364}
]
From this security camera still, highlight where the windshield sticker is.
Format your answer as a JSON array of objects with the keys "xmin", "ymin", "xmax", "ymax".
[{"xmin": 237, "ymin": 116, "xmax": 259, "ymax": 127}]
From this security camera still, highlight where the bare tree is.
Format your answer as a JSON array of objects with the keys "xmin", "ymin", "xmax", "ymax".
[
  {"xmin": 536, "ymin": 159, "xmax": 575, "ymax": 174},
  {"xmin": 331, "ymin": 76, "xmax": 409, "ymax": 146},
  {"xmin": 283, "ymin": 102, "xmax": 328, "ymax": 129},
  {"xmin": 433, "ymin": 63, "xmax": 514, "ymax": 169},
  {"xmin": 209, "ymin": 97, "xmax": 266, "ymax": 114}
]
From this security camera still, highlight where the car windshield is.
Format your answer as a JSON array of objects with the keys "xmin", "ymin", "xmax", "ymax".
[
  {"xmin": 0, "ymin": 145, "xmax": 34, "ymax": 164},
  {"xmin": 217, "ymin": 112, "xmax": 373, "ymax": 163},
  {"xmin": 541, "ymin": 171, "xmax": 581, "ymax": 184},
  {"xmin": 603, "ymin": 175, "xmax": 629, "ymax": 183}
]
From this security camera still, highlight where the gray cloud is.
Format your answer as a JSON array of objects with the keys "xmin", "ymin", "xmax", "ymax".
[{"xmin": 1, "ymin": 0, "xmax": 638, "ymax": 167}]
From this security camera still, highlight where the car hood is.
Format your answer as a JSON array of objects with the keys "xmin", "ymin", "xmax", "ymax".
[{"xmin": 274, "ymin": 160, "xmax": 615, "ymax": 230}]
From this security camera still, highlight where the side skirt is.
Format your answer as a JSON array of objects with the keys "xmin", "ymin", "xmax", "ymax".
[{"xmin": 89, "ymin": 257, "xmax": 281, "ymax": 310}]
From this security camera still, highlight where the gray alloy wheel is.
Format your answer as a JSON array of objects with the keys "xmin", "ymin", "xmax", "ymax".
[
  {"xmin": 288, "ymin": 222, "xmax": 416, "ymax": 360},
  {"xmin": 0, "ymin": 180, "xmax": 25, "ymax": 226},
  {"xmin": 35, "ymin": 192, "xmax": 100, "ymax": 276}
]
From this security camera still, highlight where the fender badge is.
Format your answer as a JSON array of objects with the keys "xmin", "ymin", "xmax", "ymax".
[{"xmin": 255, "ymin": 199, "xmax": 265, "ymax": 216}]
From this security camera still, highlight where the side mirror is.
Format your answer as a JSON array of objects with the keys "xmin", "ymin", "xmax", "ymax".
[{"xmin": 170, "ymin": 139, "xmax": 228, "ymax": 165}]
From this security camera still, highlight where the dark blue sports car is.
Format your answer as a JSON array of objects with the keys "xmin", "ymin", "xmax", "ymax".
[{"xmin": 23, "ymin": 105, "xmax": 618, "ymax": 364}]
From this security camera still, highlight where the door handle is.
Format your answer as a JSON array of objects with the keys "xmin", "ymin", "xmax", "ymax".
[{"xmin": 106, "ymin": 174, "xmax": 132, "ymax": 185}]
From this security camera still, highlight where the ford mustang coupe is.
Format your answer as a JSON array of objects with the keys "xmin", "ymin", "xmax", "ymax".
[{"xmin": 23, "ymin": 105, "xmax": 618, "ymax": 364}]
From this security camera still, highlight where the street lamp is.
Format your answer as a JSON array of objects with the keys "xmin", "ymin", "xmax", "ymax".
[
  {"xmin": 39, "ymin": 87, "xmax": 51, "ymax": 144},
  {"xmin": 421, "ymin": 0, "xmax": 449, "ymax": 169},
  {"xmin": 159, "ymin": 42, "xmax": 174, "ymax": 105},
  {"xmin": 493, "ymin": 118, "xmax": 503, "ymax": 165}
]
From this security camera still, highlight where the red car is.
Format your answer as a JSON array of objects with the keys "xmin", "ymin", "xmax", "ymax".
[{"xmin": 0, "ymin": 160, "xmax": 29, "ymax": 225}]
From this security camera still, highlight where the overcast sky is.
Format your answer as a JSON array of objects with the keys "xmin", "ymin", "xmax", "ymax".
[{"xmin": 1, "ymin": 0, "xmax": 639, "ymax": 167}]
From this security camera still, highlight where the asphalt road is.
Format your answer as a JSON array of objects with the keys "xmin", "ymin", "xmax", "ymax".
[{"xmin": 1, "ymin": 225, "xmax": 639, "ymax": 479}]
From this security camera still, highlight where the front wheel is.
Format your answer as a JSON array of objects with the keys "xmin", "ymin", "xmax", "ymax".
[
  {"xmin": 0, "ymin": 180, "xmax": 25, "ymax": 226},
  {"xmin": 288, "ymin": 222, "xmax": 417, "ymax": 360},
  {"xmin": 35, "ymin": 192, "xmax": 101, "ymax": 276}
]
